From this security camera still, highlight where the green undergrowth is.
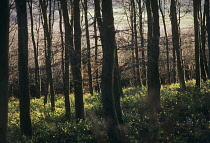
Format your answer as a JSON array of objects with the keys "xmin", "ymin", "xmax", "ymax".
[{"xmin": 8, "ymin": 80, "xmax": 210, "ymax": 142}]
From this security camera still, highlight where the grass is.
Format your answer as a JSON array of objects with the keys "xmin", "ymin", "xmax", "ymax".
[{"xmin": 8, "ymin": 80, "xmax": 210, "ymax": 142}]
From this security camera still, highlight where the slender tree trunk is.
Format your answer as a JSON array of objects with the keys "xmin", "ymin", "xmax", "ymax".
[
  {"xmin": 43, "ymin": 38, "xmax": 48, "ymax": 105},
  {"xmin": 206, "ymin": 0, "xmax": 210, "ymax": 70},
  {"xmin": 93, "ymin": 13, "xmax": 100, "ymax": 93},
  {"xmin": 114, "ymin": 49, "xmax": 124, "ymax": 125},
  {"xmin": 170, "ymin": 0, "xmax": 186, "ymax": 90},
  {"xmin": 58, "ymin": 2, "xmax": 65, "ymax": 81},
  {"xmin": 60, "ymin": 0, "xmax": 85, "ymax": 120},
  {"xmin": 137, "ymin": 0, "xmax": 146, "ymax": 86},
  {"xmin": 130, "ymin": 2, "xmax": 136, "ymax": 86},
  {"xmin": 15, "ymin": 0, "xmax": 32, "ymax": 136},
  {"xmin": 39, "ymin": 0, "xmax": 55, "ymax": 111},
  {"xmin": 83, "ymin": 0, "xmax": 93, "ymax": 95},
  {"xmin": 93, "ymin": 0, "xmax": 104, "ymax": 92},
  {"xmin": 199, "ymin": 3, "xmax": 207, "ymax": 81},
  {"xmin": 200, "ymin": 46, "xmax": 207, "ymax": 81},
  {"xmin": 0, "ymin": 0, "xmax": 9, "ymax": 142},
  {"xmin": 132, "ymin": 0, "xmax": 141, "ymax": 87},
  {"xmin": 193, "ymin": 0, "xmax": 201, "ymax": 88},
  {"xmin": 73, "ymin": 0, "xmax": 85, "ymax": 120},
  {"xmin": 172, "ymin": 45, "xmax": 177, "ymax": 83},
  {"xmin": 28, "ymin": 0, "xmax": 41, "ymax": 98},
  {"xmin": 58, "ymin": 1, "xmax": 71, "ymax": 118},
  {"xmin": 201, "ymin": 0, "xmax": 210, "ymax": 79},
  {"xmin": 94, "ymin": 0, "xmax": 104, "ymax": 46},
  {"xmin": 159, "ymin": 0, "xmax": 170, "ymax": 84}
]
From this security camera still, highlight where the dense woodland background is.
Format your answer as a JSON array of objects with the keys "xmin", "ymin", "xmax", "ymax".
[{"xmin": 1, "ymin": 0, "xmax": 210, "ymax": 142}]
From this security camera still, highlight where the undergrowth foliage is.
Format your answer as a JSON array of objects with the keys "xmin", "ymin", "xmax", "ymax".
[{"xmin": 8, "ymin": 80, "xmax": 210, "ymax": 142}]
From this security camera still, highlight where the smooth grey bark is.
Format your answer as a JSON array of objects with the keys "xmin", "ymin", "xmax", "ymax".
[
  {"xmin": 0, "ymin": 0, "xmax": 9, "ymax": 142},
  {"xmin": 15, "ymin": 0, "xmax": 32, "ymax": 136}
]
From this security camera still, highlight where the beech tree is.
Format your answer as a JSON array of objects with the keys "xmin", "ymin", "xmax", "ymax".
[
  {"xmin": 0, "ymin": 0, "xmax": 9, "ymax": 142},
  {"xmin": 15, "ymin": 0, "xmax": 32, "ymax": 136}
]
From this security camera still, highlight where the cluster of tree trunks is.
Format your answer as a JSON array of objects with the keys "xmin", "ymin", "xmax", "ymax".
[{"xmin": 2, "ymin": 0, "xmax": 210, "ymax": 142}]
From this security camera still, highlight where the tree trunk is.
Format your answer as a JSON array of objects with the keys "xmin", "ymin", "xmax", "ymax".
[
  {"xmin": 130, "ymin": 2, "xmax": 136, "ymax": 86},
  {"xmin": 28, "ymin": 0, "xmax": 41, "ymax": 98},
  {"xmin": 93, "ymin": 13, "xmax": 100, "ymax": 93},
  {"xmin": 201, "ymin": 0, "xmax": 210, "ymax": 79},
  {"xmin": 83, "ymin": 0, "xmax": 94, "ymax": 95},
  {"xmin": 193, "ymin": 0, "xmax": 201, "ymax": 88},
  {"xmin": 0, "ymin": 0, "xmax": 9, "ymax": 142},
  {"xmin": 137, "ymin": 0, "xmax": 146, "ymax": 86},
  {"xmin": 94, "ymin": 0, "xmax": 124, "ymax": 128},
  {"xmin": 101, "ymin": 0, "xmax": 125, "ymax": 142},
  {"xmin": 73, "ymin": 0, "xmax": 85, "ymax": 120},
  {"xmin": 206, "ymin": 0, "xmax": 210, "ymax": 70},
  {"xmin": 60, "ymin": 0, "xmax": 85, "ymax": 120},
  {"xmin": 58, "ymin": 1, "xmax": 71, "ymax": 118},
  {"xmin": 15, "ymin": 0, "xmax": 32, "ymax": 136},
  {"xmin": 146, "ymin": 0, "xmax": 161, "ymax": 111},
  {"xmin": 132, "ymin": 0, "xmax": 141, "ymax": 87},
  {"xmin": 114, "ymin": 49, "xmax": 124, "ymax": 125},
  {"xmin": 39, "ymin": 0, "xmax": 55, "ymax": 111},
  {"xmin": 159, "ymin": 0, "xmax": 170, "ymax": 84},
  {"xmin": 170, "ymin": 0, "xmax": 186, "ymax": 90}
]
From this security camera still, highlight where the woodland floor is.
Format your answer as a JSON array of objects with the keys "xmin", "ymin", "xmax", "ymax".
[{"xmin": 8, "ymin": 80, "xmax": 210, "ymax": 142}]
